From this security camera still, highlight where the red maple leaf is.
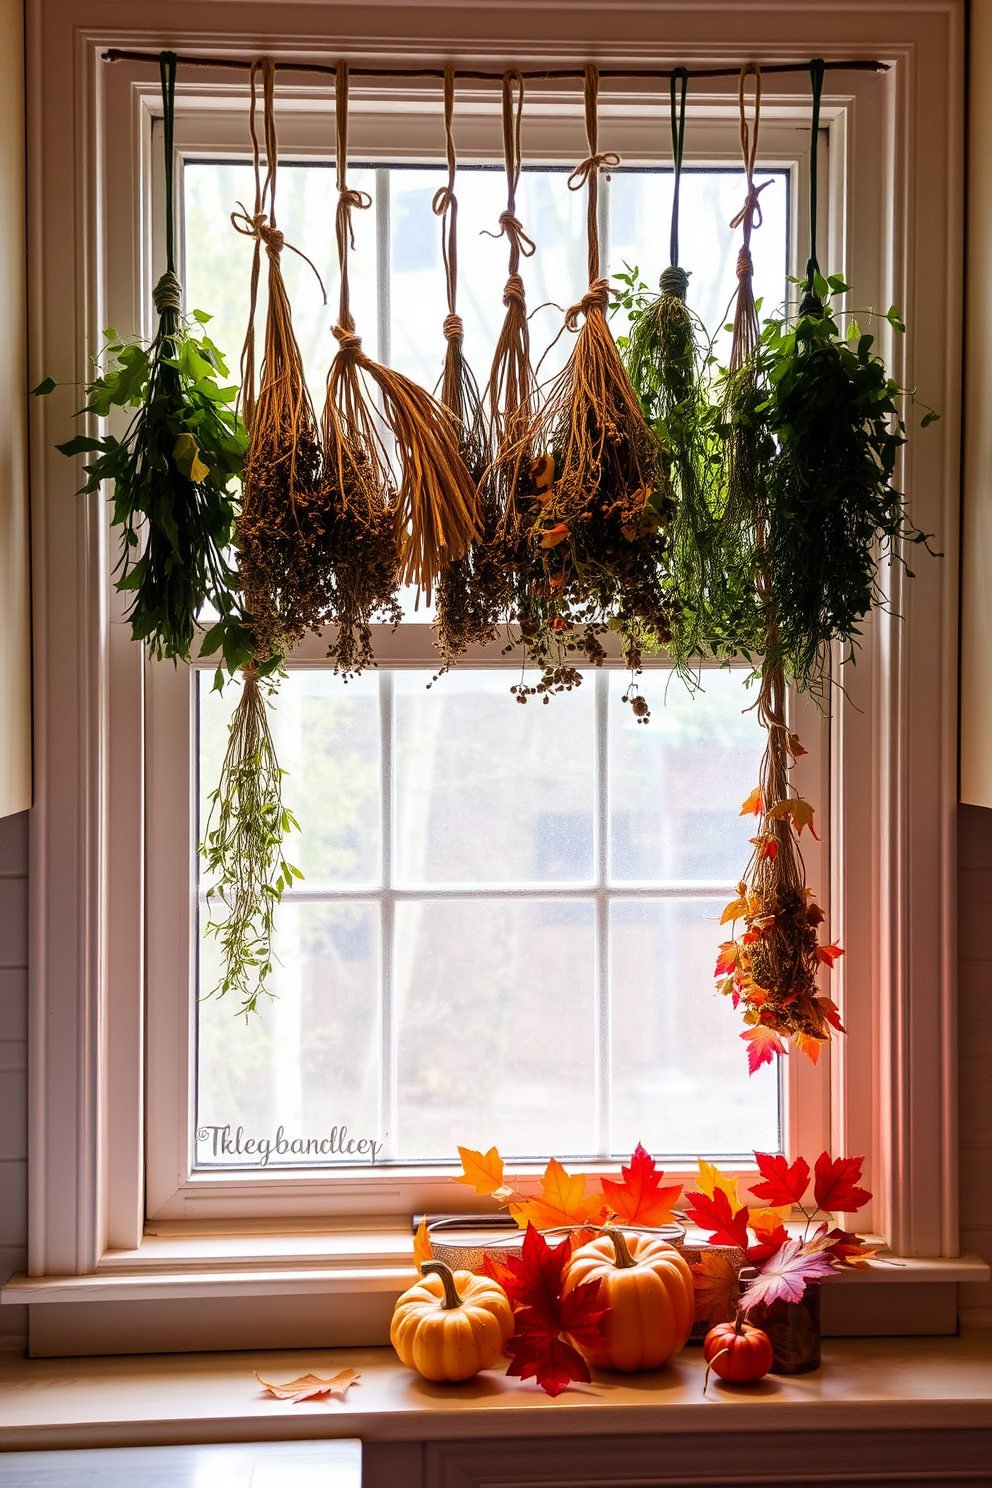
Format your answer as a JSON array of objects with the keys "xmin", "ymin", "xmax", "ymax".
[
  {"xmin": 682, "ymin": 1187, "xmax": 750, "ymax": 1250},
  {"xmin": 741, "ymin": 1024, "xmax": 787, "ymax": 1073},
  {"xmin": 813, "ymin": 1153, "xmax": 872, "ymax": 1214},
  {"xmin": 749, "ymin": 1151, "xmax": 811, "ymax": 1208},
  {"xmin": 816, "ymin": 942, "xmax": 844, "ymax": 968},
  {"xmin": 746, "ymin": 1221, "xmax": 790, "ymax": 1264},
  {"xmin": 714, "ymin": 941, "xmax": 739, "ymax": 977},
  {"xmin": 601, "ymin": 1143, "xmax": 683, "ymax": 1226},
  {"xmin": 493, "ymin": 1225, "xmax": 608, "ymax": 1397},
  {"xmin": 738, "ymin": 1236, "xmax": 840, "ymax": 1312}
]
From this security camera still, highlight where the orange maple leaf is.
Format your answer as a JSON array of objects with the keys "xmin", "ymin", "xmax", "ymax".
[
  {"xmin": 740, "ymin": 787, "xmax": 764, "ymax": 817},
  {"xmin": 792, "ymin": 1029, "xmax": 824, "ymax": 1065},
  {"xmin": 510, "ymin": 1157, "xmax": 608, "ymax": 1230},
  {"xmin": 766, "ymin": 797, "xmax": 821, "ymax": 840},
  {"xmin": 816, "ymin": 942, "xmax": 844, "ymax": 968},
  {"xmin": 600, "ymin": 1143, "xmax": 682, "ymax": 1226},
  {"xmin": 714, "ymin": 941, "xmax": 739, "ymax": 976},
  {"xmin": 690, "ymin": 1250, "xmax": 739, "ymax": 1328},
  {"xmin": 454, "ymin": 1145, "xmax": 505, "ymax": 1195},
  {"xmin": 540, "ymin": 522, "xmax": 569, "ymax": 548},
  {"xmin": 720, "ymin": 896, "xmax": 748, "ymax": 925},
  {"xmin": 254, "ymin": 1368, "xmax": 360, "ymax": 1403},
  {"xmin": 751, "ymin": 834, "xmax": 778, "ymax": 859},
  {"xmin": 413, "ymin": 1216, "xmax": 432, "ymax": 1267}
]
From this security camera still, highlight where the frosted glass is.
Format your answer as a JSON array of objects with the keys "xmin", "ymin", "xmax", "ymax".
[
  {"xmin": 610, "ymin": 897, "xmax": 780, "ymax": 1157},
  {"xmin": 197, "ymin": 901, "xmax": 380, "ymax": 1167},
  {"xmin": 393, "ymin": 670, "xmax": 595, "ymax": 885},
  {"xmin": 394, "ymin": 897, "xmax": 596, "ymax": 1160},
  {"xmin": 199, "ymin": 670, "xmax": 381, "ymax": 884},
  {"xmin": 609, "ymin": 669, "xmax": 764, "ymax": 884}
]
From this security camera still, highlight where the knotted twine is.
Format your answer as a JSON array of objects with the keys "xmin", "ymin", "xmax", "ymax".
[
  {"xmin": 233, "ymin": 57, "xmax": 330, "ymax": 663},
  {"xmin": 510, "ymin": 65, "xmax": 670, "ymax": 702},
  {"xmin": 324, "ymin": 61, "xmax": 480, "ymax": 606},
  {"xmin": 432, "ymin": 67, "xmax": 505, "ymax": 663},
  {"xmin": 728, "ymin": 64, "xmax": 771, "ymax": 373}
]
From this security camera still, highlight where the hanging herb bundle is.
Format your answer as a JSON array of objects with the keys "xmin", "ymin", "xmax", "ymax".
[
  {"xmin": 716, "ymin": 61, "xmax": 934, "ymax": 1071},
  {"xmin": 755, "ymin": 58, "xmax": 936, "ymax": 695},
  {"xmin": 324, "ymin": 62, "xmax": 480, "ymax": 615},
  {"xmin": 432, "ymin": 67, "xmax": 502, "ymax": 665},
  {"xmin": 482, "ymin": 71, "xmax": 539, "ymax": 612},
  {"xmin": 43, "ymin": 52, "xmax": 248, "ymax": 664},
  {"xmin": 233, "ymin": 58, "xmax": 331, "ymax": 664},
  {"xmin": 319, "ymin": 61, "xmax": 402, "ymax": 678},
  {"xmin": 508, "ymin": 65, "xmax": 673, "ymax": 711},
  {"xmin": 616, "ymin": 70, "xmax": 725, "ymax": 667}
]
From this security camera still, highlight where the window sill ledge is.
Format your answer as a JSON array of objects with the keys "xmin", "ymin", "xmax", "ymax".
[{"xmin": 2, "ymin": 1333, "xmax": 992, "ymax": 1455}]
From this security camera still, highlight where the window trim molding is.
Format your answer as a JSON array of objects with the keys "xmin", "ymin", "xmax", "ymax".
[{"xmin": 23, "ymin": 0, "xmax": 963, "ymax": 1281}]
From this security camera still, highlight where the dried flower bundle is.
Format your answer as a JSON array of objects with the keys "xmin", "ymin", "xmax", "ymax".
[
  {"xmin": 234, "ymin": 58, "xmax": 331, "ymax": 664},
  {"xmin": 507, "ymin": 66, "xmax": 673, "ymax": 710}
]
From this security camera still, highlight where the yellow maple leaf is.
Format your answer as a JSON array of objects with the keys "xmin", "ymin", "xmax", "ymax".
[
  {"xmin": 412, "ymin": 1216, "xmax": 432, "ymax": 1267},
  {"xmin": 766, "ymin": 797, "xmax": 821, "ymax": 840},
  {"xmin": 453, "ymin": 1145, "xmax": 505, "ymax": 1195},
  {"xmin": 720, "ymin": 897, "xmax": 748, "ymax": 925},
  {"xmin": 695, "ymin": 1158, "xmax": 741, "ymax": 1208},
  {"xmin": 509, "ymin": 1157, "xmax": 608, "ymax": 1230}
]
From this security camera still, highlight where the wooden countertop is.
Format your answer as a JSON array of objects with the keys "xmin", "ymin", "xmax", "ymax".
[{"xmin": 2, "ymin": 1334, "xmax": 992, "ymax": 1452}]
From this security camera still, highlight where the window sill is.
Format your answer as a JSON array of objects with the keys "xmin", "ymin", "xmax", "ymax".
[
  {"xmin": 2, "ymin": 1229, "xmax": 987, "ymax": 1356},
  {"xmin": 2, "ymin": 1333, "xmax": 992, "ymax": 1456}
]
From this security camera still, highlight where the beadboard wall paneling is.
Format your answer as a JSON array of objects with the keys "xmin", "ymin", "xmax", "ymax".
[{"xmin": 0, "ymin": 810, "xmax": 29, "ymax": 1352}]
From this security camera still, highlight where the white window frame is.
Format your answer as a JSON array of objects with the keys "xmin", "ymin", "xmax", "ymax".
[{"xmin": 23, "ymin": 1, "xmax": 962, "ymax": 1285}]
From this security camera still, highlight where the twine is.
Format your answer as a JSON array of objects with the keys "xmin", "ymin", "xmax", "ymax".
[
  {"xmin": 567, "ymin": 65, "xmax": 620, "ymax": 288},
  {"xmin": 799, "ymin": 57, "xmax": 826, "ymax": 317},
  {"xmin": 728, "ymin": 64, "xmax": 768, "ymax": 375}
]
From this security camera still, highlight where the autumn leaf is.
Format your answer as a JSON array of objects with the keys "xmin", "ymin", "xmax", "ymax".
[
  {"xmin": 816, "ymin": 997, "xmax": 846, "ymax": 1033},
  {"xmin": 740, "ymin": 787, "xmax": 764, "ymax": 816},
  {"xmin": 696, "ymin": 1159, "xmax": 740, "ymax": 1208},
  {"xmin": 454, "ymin": 1145, "xmax": 505, "ymax": 1196},
  {"xmin": 823, "ymin": 1227, "xmax": 879, "ymax": 1269},
  {"xmin": 741, "ymin": 1024, "xmax": 787, "ymax": 1073},
  {"xmin": 539, "ymin": 522, "xmax": 570, "ymax": 548},
  {"xmin": 683, "ymin": 1187, "xmax": 751, "ymax": 1251},
  {"xmin": 816, "ymin": 942, "xmax": 844, "ymax": 968},
  {"xmin": 690, "ymin": 1250, "xmax": 739, "ymax": 1328},
  {"xmin": 792, "ymin": 1030, "xmax": 824, "ymax": 1064},
  {"xmin": 749, "ymin": 1152, "xmax": 811, "ymax": 1208},
  {"xmin": 254, "ymin": 1368, "xmax": 360, "ymax": 1403},
  {"xmin": 498, "ymin": 1225, "xmax": 608, "ymax": 1397},
  {"xmin": 714, "ymin": 941, "xmax": 739, "ymax": 977},
  {"xmin": 529, "ymin": 453, "xmax": 555, "ymax": 494},
  {"xmin": 813, "ymin": 1153, "xmax": 872, "ymax": 1214},
  {"xmin": 746, "ymin": 1219, "xmax": 791, "ymax": 1264},
  {"xmin": 766, "ymin": 797, "xmax": 821, "ymax": 840},
  {"xmin": 509, "ymin": 1157, "xmax": 608, "ymax": 1230},
  {"xmin": 786, "ymin": 731, "xmax": 808, "ymax": 758},
  {"xmin": 413, "ymin": 1217, "xmax": 432, "ymax": 1268},
  {"xmin": 720, "ymin": 897, "xmax": 748, "ymax": 925},
  {"xmin": 738, "ymin": 1237, "xmax": 839, "ymax": 1313},
  {"xmin": 601, "ymin": 1143, "xmax": 683, "ymax": 1226}
]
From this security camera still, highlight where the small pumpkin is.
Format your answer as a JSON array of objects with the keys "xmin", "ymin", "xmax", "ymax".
[
  {"xmin": 390, "ymin": 1260, "xmax": 514, "ymax": 1382},
  {"xmin": 565, "ymin": 1227, "xmax": 694, "ymax": 1371},
  {"xmin": 703, "ymin": 1309, "xmax": 774, "ymax": 1387}
]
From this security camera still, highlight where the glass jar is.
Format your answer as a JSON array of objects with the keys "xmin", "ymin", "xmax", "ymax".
[{"xmin": 738, "ymin": 1267, "xmax": 822, "ymax": 1374}]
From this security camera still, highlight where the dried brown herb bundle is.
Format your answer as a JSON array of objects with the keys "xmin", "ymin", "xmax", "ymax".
[
  {"xmin": 323, "ymin": 63, "xmax": 480, "ymax": 616},
  {"xmin": 507, "ymin": 66, "xmax": 673, "ymax": 707},
  {"xmin": 431, "ymin": 66, "xmax": 503, "ymax": 665},
  {"xmin": 233, "ymin": 59, "xmax": 331, "ymax": 663}
]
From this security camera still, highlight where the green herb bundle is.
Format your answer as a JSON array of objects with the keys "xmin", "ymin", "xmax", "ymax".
[{"xmin": 46, "ymin": 53, "xmax": 247, "ymax": 664}]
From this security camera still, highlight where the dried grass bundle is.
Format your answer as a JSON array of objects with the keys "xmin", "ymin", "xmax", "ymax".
[
  {"xmin": 233, "ymin": 60, "xmax": 331, "ymax": 664},
  {"xmin": 431, "ymin": 67, "xmax": 503, "ymax": 664},
  {"xmin": 508, "ymin": 66, "xmax": 672, "ymax": 707},
  {"xmin": 323, "ymin": 62, "xmax": 480, "ymax": 615}
]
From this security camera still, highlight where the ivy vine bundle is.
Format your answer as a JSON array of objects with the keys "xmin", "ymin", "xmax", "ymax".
[{"xmin": 508, "ymin": 65, "xmax": 674, "ymax": 712}]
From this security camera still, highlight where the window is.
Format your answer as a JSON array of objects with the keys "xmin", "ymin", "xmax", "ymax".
[{"xmin": 23, "ymin": 9, "xmax": 961, "ymax": 1290}]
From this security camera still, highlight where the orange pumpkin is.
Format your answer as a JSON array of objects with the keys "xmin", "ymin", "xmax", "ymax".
[
  {"xmin": 565, "ymin": 1228, "xmax": 694, "ymax": 1371},
  {"xmin": 390, "ymin": 1261, "xmax": 514, "ymax": 1382},
  {"xmin": 704, "ymin": 1310, "xmax": 774, "ymax": 1384}
]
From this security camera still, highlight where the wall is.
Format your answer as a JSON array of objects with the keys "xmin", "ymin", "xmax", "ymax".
[
  {"xmin": 957, "ymin": 807, "xmax": 992, "ymax": 1326},
  {"xmin": 0, "ymin": 811, "xmax": 28, "ymax": 1351}
]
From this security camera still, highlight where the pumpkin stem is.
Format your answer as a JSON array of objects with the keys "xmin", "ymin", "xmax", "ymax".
[
  {"xmin": 605, "ymin": 1226, "xmax": 637, "ymax": 1270},
  {"xmin": 703, "ymin": 1347, "xmax": 730, "ymax": 1396},
  {"xmin": 421, "ymin": 1260, "xmax": 463, "ymax": 1310}
]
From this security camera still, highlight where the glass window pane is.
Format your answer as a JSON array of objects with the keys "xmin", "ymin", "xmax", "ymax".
[
  {"xmin": 394, "ymin": 671, "xmax": 595, "ymax": 885},
  {"xmin": 197, "ymin": 901, "xmax": 381, "ymax": 1167},
  {"xmin": 394, "ymin": 898, "xmax": 596, "ymax": 1160},
  {"xmin": 199, "ymin": 670, "xmax": 381, "ymax": 885},
  {"xmin": 610, "ymin": 898, "xmax": 779, "ymax": 1157},
  {"xmin": 609, "ymin": 670, "xmax": 764, "ymax": 884}
]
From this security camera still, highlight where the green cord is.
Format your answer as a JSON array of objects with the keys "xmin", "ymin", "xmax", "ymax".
[
  {"xmin": 800, "ymin": 57, "xmax": 825, "ymax": 315},
  {"xmin": 159, "ymin": 51, "xmax": 177, "ymax": 276},
  {"xmin": 668, "ymin": 66, "xmax": 688, "ymax": 270}
]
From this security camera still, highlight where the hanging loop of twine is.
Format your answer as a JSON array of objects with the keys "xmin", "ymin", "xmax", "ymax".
[
  {"xmin": 668, "ymin": 66, "xmax": 688, "ymax": 270},
  {"xmin": 431, "ymin": 66, "xmax": 461, "ymax": 320},
  {"xmin": 728, "ymin": 66, "xmax": 770, "ymax": 250},
  {"xmin": 333, "ymin": 61, "xmax": 372, "ymax": 335},
  {"xmin": 799, "ymin": 56, "xmax": 826, "ymax": 316},
  {"xmin": 158, "ymin": 51, "xmax": 178, "ymax": 277},
  {"xmin": 568, "ymin": 66, "xmax": 618, "ymax": 288}
]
